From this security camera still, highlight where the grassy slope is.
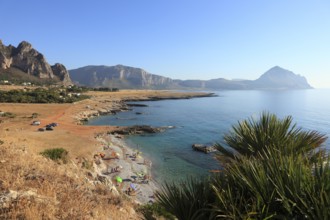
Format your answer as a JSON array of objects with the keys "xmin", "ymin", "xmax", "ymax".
[
  {"xmin": 0, "ymin": 67, "xmax": 61, "ymax": 85},
  {"xmin": 0, "ymin": 143, "xmax": 140, "ymax": 219}
]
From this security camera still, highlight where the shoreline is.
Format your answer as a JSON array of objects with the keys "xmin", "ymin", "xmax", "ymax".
[
  {"xmin": 0, "ymin": 89, "xmax": 214, "ymax": 204},
  {"xmin": 76, "ymin": 91, "xmax": 216, "ymax": 123},
  {"xmin": 93, "ymin": 133, "xmax": 159, "ymax": 204}
]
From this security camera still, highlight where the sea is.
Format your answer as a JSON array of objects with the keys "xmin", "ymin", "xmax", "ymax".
[{"xmin": 87, "ymin": 89, "xmax": 330, "ymax": 184}]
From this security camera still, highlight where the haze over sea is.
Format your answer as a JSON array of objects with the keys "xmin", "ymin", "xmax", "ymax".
[{"xmin": 88, "ymin": 89, "xmax": 330, "ymax": 184}]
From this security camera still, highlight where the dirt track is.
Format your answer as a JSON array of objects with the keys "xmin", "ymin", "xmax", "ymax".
[{"xmin": 0, "ymin": 89, "xmax": 211, "ymax": 158}]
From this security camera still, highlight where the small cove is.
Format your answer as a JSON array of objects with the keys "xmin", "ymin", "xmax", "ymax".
[{"xmin": 88, "ymin": 89, "xmax": 330, "ymax": 183}]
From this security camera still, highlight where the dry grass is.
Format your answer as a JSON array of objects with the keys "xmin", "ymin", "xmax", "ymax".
[{"xmin": 0, "ymin": 144, "xmax": 141, "ymax": 219}]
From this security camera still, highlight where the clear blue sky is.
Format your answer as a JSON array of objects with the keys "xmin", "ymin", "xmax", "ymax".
[{"xmin": 1, "ymin": 0, "xmax": 330, "ymax": 88}]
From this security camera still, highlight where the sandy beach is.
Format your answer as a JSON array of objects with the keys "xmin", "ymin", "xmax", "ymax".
[
  {"xmin": 93, "ymin": 134, "xmax": 158, "ymax": 204},
  {"xmin": 0, "ymin": 88, "xmax": 212, "ymax": 204}
]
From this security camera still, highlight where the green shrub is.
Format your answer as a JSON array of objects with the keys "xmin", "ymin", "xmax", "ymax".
[
  {"xmin": 2, "ymin": 112, "xmax": 16, "ymax": 118},
  {"xmin": 0, "ymin": 87, "xmax": 89, "ymax": 103},
  {"xmin": 138, "ymin": 203, "xmax": 176, "ymax": 220},
  {"xmin": 40, "ymin": 148, "xmax": 68, "ymax": 163}
]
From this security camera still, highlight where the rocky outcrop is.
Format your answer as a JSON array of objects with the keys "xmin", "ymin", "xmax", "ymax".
[
  {"xmin": 0, "ymin": 40, "xmax": 14, "ymax": 69},
  {"xmin": 12, "ymin": 41, "xmax": 54, "ymax": 79},
  {"xmin": 51, "ymin": 63, "xmax": 72, "ymax": 85},
  {"xmin": 0, "ymin": 40, "xmax": 72, "ymax": 85},
  {"xmin": 192, "ymin": 144, "xmax": 217, "ymax": 153},
  {"xmin": 108, "ymin": 125, "xmax": 167, "ymax": 135}
]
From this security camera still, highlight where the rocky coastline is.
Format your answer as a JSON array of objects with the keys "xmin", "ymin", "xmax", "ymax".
[
  {"xmin": 79, "ymin": 92, "xmax": 217, "ymax": 204},
  {"xmin": 76, "ymin": 92, "xmax": 216, "ymax": 135}
]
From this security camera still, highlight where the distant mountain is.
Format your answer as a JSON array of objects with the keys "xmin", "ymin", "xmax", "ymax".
[
  {"xmin": 69, "ymin": 65, "xmax": 174, "ymax": 89},
  {"xmin": 251, "ymin": 66, "xmax": 313, "ymax": 89},
  {"xmin": 70, "ymin": 65, "xmax": 312, "ymax": 90},
  {"xmin": 0, "ymin": 40, "xmax": 72, "ymax": 85}
]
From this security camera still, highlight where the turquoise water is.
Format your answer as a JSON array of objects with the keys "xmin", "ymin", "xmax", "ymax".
[{"xmin": 88, "ymin": 89, "xmax": 330, "ymax": 183}]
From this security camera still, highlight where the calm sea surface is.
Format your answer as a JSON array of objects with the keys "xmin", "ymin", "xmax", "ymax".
[{"xmin": 87, "ymin": 89, "xmax": 330, "ymax": 183}]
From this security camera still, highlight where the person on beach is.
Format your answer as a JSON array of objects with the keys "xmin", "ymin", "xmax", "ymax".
[{"xmin": 142, "ymin": 174, "xmax": 150, "ymax": 184}]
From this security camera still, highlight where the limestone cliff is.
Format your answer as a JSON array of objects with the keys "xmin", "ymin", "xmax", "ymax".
[
  {"xmin": 0, "ymin": 40, "xmax": 72, "ymax": 85},
  {"xmin": 69, "ymin": 65, "xmax": 174, "ymax": 89}
]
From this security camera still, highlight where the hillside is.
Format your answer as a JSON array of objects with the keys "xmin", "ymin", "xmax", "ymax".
[
  {"xmin": 0, "ymin": 40, "xmax": 72, "ymax": 85},
  {"xmin": 70, "ymin": 65, "xmax": 313, "ymax": 90}
]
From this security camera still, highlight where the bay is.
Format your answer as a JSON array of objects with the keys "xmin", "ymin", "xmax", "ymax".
[{"xmin": 87, "ymin": 89, "xmax": 330, "ymax": 184}]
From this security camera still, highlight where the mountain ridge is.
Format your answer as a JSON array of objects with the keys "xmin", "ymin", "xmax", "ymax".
[
  {"xmin": 69, "ymin": 65, "xmax": 313, "ymax": 90},
  {"xmin": 69, "ymin": 64, "xmax": 174, "ymax": 89}
]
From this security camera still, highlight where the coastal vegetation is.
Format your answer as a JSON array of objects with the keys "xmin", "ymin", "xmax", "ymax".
[
  {"xmin": 0, "ymin": 87, "xmax": 89, "ymax": 103},
  {"xmin": 154, "ymin": 113, "xmax": 330, "ymax": 219},
  {"xmin": 0, "ymin": 85, "xmax": 120, "ymax": 104},
  {"xmin": 0, "ymin": 112, "xmax": 16, "ymax": 118},
  {"xmin": 40, "ymin": 148, "xmax": 69, "ymax": 163}
]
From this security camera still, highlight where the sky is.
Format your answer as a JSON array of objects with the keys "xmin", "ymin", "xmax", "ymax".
[{"xmin": 1, "ymin": 0, "xmax": 330, "ymax": 88}]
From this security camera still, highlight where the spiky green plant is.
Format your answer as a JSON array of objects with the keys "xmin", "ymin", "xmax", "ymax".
[
  {"xmin": 211, "ymin": 148, "xmax": 330, "ymax": 219},
  {"xmin": 216, "ymin": 112, "xmax": 327, "ymax": 162},
  {"xmin": 156, "ymin": 113, "xmax": 330, "ymax": 219},
  {"xmin": 155, "ymin": 177, "xmax": 214, "ymax": 220}
]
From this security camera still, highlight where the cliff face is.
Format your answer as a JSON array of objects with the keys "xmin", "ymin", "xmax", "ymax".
[
  {"xmin": 69, "ymin": 65, "xmax": 174, "ymax": 89},
  {"xmin": 0, "ymin": 40, "xmax": 72, "ymax": 85}
]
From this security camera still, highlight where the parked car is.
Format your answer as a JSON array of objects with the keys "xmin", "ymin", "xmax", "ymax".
[
  {"xmin": 32, "ymin": 121, "xmax": 41, "ymax": 125},
  {"xmin": 38, "ymin": 128, "xmax": 45, "ymax": 132},
  {"xmin": 46, "ymin": 126, "xmax": 54, "ymax": 131},
  {"xmin": 49, "ymin": 123, "xmax": 58, "ymax": 127}
]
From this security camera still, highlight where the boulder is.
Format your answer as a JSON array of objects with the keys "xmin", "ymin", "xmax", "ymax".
[{"xmin": 192, "ymin": 144, "xmax": 217, "ymax": 153}]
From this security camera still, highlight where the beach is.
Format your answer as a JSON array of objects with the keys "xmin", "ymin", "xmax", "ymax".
[
  {"xmin": 0, "ymin": 88, "xmax": 213, "ymax": 204},
  {"xmin": 93, "ymin": 134, "xmax": 158, "ymax": 204}
]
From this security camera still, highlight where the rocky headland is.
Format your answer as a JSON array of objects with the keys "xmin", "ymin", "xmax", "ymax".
[{"xmin": 75, "ymin": 91, "xmax": 216, "ymax": 125}]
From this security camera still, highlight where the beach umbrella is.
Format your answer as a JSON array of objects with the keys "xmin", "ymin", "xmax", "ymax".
[
  {"xmin": 116, "ymin": 176, "xmax": 122, "ymax": 183},
  {"xmin": 130, "ymin": 183, "xmax": 137, "ymax": 190}
]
